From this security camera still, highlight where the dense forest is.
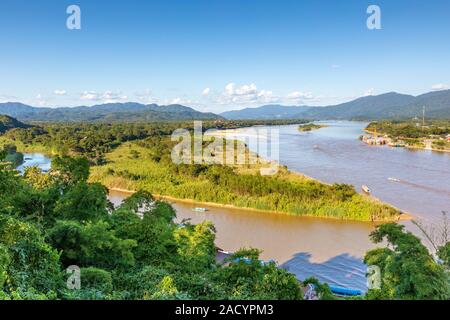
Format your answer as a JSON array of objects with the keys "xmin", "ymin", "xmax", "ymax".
[
  {"xmin": 0, "ymin": 117, "xmax": 399, "ymax": 221},
  {"xmin": 0, "ymin": 102, "xmax": 222, "ymax": 122},
  {"xmin": 0, "ymin": 153, "xmax": 304, "ymax": 299},
  {"xmin": 0, "ymin": 118, "xmax": 449, "ymax": 300},
  {"xmin": 0, "ymin": 153, "xmax": 448, "ymax": 300},
  {"xmin": 0, "ymin": 118, "xmax": 307, "ymax": 165}
]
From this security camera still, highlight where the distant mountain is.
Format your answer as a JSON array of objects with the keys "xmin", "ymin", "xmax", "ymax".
[
  {"xmin": 0, "ymin": 114, "xmax": 30, "ymax": 134},
  {"xmin": 298, "ymin": 92, "xmax": 416, "ymax": 120},
  {"xmin": 220, "ymin": 105, "xmax": 312, "ymax": 120},
  {"xmin": 0, "ymin": 102, "xmax": 222, "ymax": 122},
  {"xmin": 380, "ymin": 90, "xmax": 450, "ymax": 118},
  {"xmin": 221, "ymin": 90, "xmax": 450, "ymax": 120}
]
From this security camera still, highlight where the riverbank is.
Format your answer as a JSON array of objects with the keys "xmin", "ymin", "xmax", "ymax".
[
  {"xmin": 89, "ymin": 136, "xmax": 404, "ymax": 222},
  {"xmin": 364, "ymin": 129, "xmax": 450, "ymax": 154},
  {"xmin": 3, "ymin": 123, "xmax": 407, "ymax": 222},
  {"xmin": 5, "ymin": 130, "xmax": 407, "ymax": 222},
  {"xmin": 108, "ymin": 187, "xmax": 412, "ymax": 222}
]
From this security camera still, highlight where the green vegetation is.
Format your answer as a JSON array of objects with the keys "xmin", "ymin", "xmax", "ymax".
[
  {"xmin": 367, "ymin": 120, "xmax": 450, "ymax": 151},
  {"xmin": 1, "ymin": 123, "xmax": 449, "ymax": 300},
  {"xmin": 298, "ymin": 123, "xmax": 327, "ymax": 132},
  {"xmin": 364, "ymin": 223, "xmax": 450, "ymax": 300},
  {"xmin": 0, "ymin": 114, "xmax": 30, "ymax": 134},
  {"xmin": 1, "ymin": 144, "xmax": 23, "ymax": 167},
  {"xmin": 0, "ymin": 154, "xmax": 303, "ymax": 300},
  {"xmin": 0, "ymin": 118, "xmax": 307, "ymax": 164},
  {"xmin": 0, "ymin": 102, "xmax": 221, "ymax": 122},
  {"xmin": 0, "ymin": 119, "xmax": 396, "ymax": 221},
  {"xmin": 89, "ymin": 135, "xmax": 399, "ymax": 221}
]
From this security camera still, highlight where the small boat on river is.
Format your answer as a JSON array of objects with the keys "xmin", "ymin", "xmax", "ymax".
[
  {"xmin": 192, "ymin": 207, "xmax": 209, "ymax": 213},
  {"xmin": 362, "ymin": 185, "xmax": 371, "ymax": 194}
]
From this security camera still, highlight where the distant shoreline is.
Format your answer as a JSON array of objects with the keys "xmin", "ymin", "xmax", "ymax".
[{"xmin": 364, "ymin": 129, "xmax": 450, "ymax": 154}]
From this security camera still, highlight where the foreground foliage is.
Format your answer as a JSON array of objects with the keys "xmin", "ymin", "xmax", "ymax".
[
  {"xmin": 364, "ymin": 223, "xmax": 450, "ymax": 300},
  {"xmin": 0, "ymin": 154, "xmax": 302, "ymax": 300}
]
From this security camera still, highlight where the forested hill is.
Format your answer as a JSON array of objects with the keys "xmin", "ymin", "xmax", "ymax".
[
  {"xmin": 0, "ymin": 102, "xmax": 222, "ymax": 122},
  {"xmin": 220, "ymin": 90, "xmax": 450, "ymax": 120},
  {"xmin": 0, "ymin": 114, "xmax": 30, "ymax": 134},
  {"xmin": 220, "ymin": 105, "xmax": 313, "ymax": 120}
]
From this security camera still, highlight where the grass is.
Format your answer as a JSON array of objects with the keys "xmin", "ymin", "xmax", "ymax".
[{"xmin": 90, "ymin": 141, "xmax": 401, "ymax": 222}]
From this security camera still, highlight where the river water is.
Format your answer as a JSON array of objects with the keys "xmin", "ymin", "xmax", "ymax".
[
  {"xmin": 17, "ymin": 153, "xmax": 51, "ymax": 174},
  {"xmin": 219, "ymin": 121, "xmax": 450, "ymax": 225},
  {"xmin": 19, "ymin": 121, "xmax": 450, "ymax": 292}
]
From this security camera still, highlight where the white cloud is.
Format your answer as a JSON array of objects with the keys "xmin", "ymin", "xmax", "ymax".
[
  {"xmin": 431, "ymin": 83, "xmax": 449, "ymax": 91},
  {"xmin": 102, "ymin": 91, "xmax": 128, "ymax": 103},
  {"xmin": 135, "ymin": 89, "xmax": 159, "ymax": 104},
  {"xmin": 0, "ymin": 94, "xmax": 18, "ymax": 103},
  {"xmin": 54, "ymin": 90, "xmax": 67, "ymax": 96},
  {"xmin": 287, "ymin": 91, "xmax": 315, "ymax": 101},
  {"xmin": 166, "ymin": 97, "xmax": 197, "ymax": 106},
  {"xmin": 80, "ymin": 91, "xmax": 100, "ymax": 101},
  {"xmin": 225, "ymin": 83, "xmax": 235, "ymax": 95},
  {"xmin": 202, "ymin": 88, "xmax": 211, "ymax": 96},
  {"xmin": 80, "ymin": 91, "xmax": 128, "ymax": 103},
  {"xmin": 35, "ymin": 93, "xmax": 49, "ymax": 106},
  {"xmin": 363, "ymin": 88, "xmax": 375, "ymax": 96},
  {"xmin": 235, "ymin": 83, "xmax": 258, "ymax": 96},
  {"xmin": 220, "ymin": 83, "xmax": 280, "ymax": 106}
]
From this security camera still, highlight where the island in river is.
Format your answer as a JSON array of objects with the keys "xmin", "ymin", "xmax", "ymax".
[
  {"xmin": 298, "ymin": 123, "xmax": 328, "ymax": 132},
  {"xmin": 12, "ymin": 120, "xmax": 450, "ymax": 292},
  {"xmin": 0, "ymin": 119, "xmax": 404, "ymax": 222},
  {"xmin": 88, "ymin": 136, "xmax": 401, "ymax": 222}
]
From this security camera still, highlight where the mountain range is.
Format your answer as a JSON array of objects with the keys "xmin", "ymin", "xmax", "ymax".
[
  {"xmin": 0, "ymin": 102, "xmax": 222, "ymax": 122},
  {"xmin": 220, "ymin": 90, "xmax": 450, "ymax": 120},
  {"xmin": 1, "ymin": 89, "xmax": 449, "ymax": 122}
]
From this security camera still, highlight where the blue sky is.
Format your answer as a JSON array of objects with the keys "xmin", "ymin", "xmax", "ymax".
[{"xmin": 0, "ymin": 0, "xmax": 449, "ymax": 112}]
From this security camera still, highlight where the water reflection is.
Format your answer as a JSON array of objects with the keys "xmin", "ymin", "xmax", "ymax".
[
  {"xmin": 17, "ymin": 153, "xmax": 51, "ymax": 174},
  {"xmin": 282, "ymin": 253, "xmax": 367, "ymax": 292}
]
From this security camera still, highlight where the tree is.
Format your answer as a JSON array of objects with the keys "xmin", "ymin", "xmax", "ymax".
[
  {"xmin": 48, "ymin": 220, "xmax": 136, "ymax": 270},
  {"xmin": 174, "ymin": 221, "xmax": 216, "ymax": 272},
  {"xmin": 52, "ymin": 156, "xmax": 89, "ymax": 187},
  {"xmin": 54, "ymin": 183, "xmax": 111, "ymax": 222},
  {"xmin": 47, "ymin": 220, "xmax": 83, "ymax": 267},
  {"xmin": 23, "ymin": 166, "xmax": 54, "ymax": 190},
  {"xmin": 0, "ymin": 245, "xmax": 10, "ymax": 290},
  {"xmin": 111, "ymin": 199, "xmax": 177, "ymax": 266},
  {"xmin": 438, "ymin": 243, "xmax": 450, "ymax": 268},
  {"xmin": 219, "ymin": 248, "xmax": 302, "ymax": 300},
  {"xmin": 364, "ymin": 223, "xmax": 450, "ymax": 300},
  {"xmin": 147, "ymin": 276, "xmax": 182, "ymax": 300},
  {"xmin": 80, "ymin": 267, "xmax": 113, "ymax": 294},
  {"xmin": 0, "ymin": 216, "xmax": 63, "ymax": 295}
]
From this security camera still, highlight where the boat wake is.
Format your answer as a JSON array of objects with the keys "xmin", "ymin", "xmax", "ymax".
[{"xmin": 389, "ymin": 178, "xmax": 450, "ymax": 197}]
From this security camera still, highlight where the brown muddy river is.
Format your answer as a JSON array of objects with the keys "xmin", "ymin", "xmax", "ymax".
[
  {"xmin": 21, "ymin": 121, "xmax": 450, "ymax": 292},
  {"xmin": 109, "ymin": 189, "xmax": 374, "ymax": 291}
]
